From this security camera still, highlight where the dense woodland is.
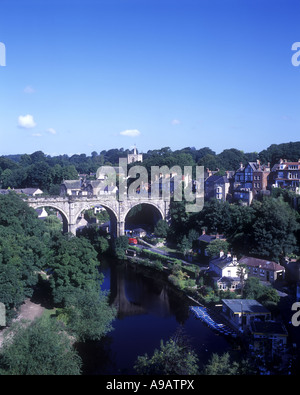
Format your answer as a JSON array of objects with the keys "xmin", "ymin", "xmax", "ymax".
[
  {"xmin": 0, "ymin": 193, "xmax": 116, "ymax": 374},
  {"xmin": 167, "ymin": 191, "xmax": 300, "ymax": 262}
]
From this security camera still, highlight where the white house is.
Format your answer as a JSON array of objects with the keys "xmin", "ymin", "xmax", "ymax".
[
  {"xmin": 35, "ymin": 207, "xmax": 48, "ymax": 218},
  {"xmin": 209, "ymin": 252, "xmax": 247, "ymax": 291}
]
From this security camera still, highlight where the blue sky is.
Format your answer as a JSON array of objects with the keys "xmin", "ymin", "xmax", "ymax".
[{"xmin": 0, "ymin": 0, "xmax": 299, "ymax": 156}]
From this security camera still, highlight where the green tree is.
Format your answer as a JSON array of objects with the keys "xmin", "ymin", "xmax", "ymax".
[
  {"xmin": 134, "ymin": 334, "xmax": 199, "ymax": 375},
  {"xmin": 113, "ymin": 235, "xmax": 129, "ymax": 260},
  {"xmin": 0, "ymin": 317, "xmax": 82, "ymax": 375},
  {"xmin": 202, "ymin": 352, "xmax": 255, "ymax": 375},
  {"xmin": 57, "ymin": 289, "xmax": 116, "ymax": 342},
  {"xmin": 154, "ymin": 219, "xmax": 169, "ymax": 238},
  {"xmin": 43, "ymin": 215, "xmax": 62, "ymax": 234},
  {"xmin": 168, "ymin": 199, "xmax": 190, "ymax": 242},
  {"xmin": 0, "ymin": 168, "xmax": 12, "ymax": 188},
  {"xmin": 0, "ymin": 193, "xmax": 50, "ymax": 321},
  {"xmin": 206, "ymin": 239, "xmax": 229, "ymax": 258},
  {"xmin": 226, "ymin": 204, "xmax": 255, "ymax": 254},
  {"xmin": 249, "ymin": 197, "xmax": 299, "ymax": 259},
  {"xmin": 178, "ymin": 235, "xmax": 192, "ymax": 257},
  {"xmin": 243, "ymin": 277, "xmax": 280, "ymax": 307},
  {"xmin": 49, "ymin": 234, "xmax": 100, "ymax": 305}
]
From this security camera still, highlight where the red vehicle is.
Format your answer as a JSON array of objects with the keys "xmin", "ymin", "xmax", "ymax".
[{"xmin": 128, "ymin": 237, "xmax": 138, "ymax": 245}]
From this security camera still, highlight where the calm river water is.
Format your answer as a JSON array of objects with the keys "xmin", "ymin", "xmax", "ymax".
[{"xmin": 77, "ymin": 258, "xmax": 233, "ymax": 375}]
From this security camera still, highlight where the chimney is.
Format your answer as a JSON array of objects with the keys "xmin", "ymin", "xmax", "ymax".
[
  {"xmin": 227, "ymin": 251, "xmax": 231, "ymax": 258},
  {"xmin": 220, "ymin": 250, "xmax": 224, "ymax": 258},
  {"xmin": 232, "ymin": 255, "xmax": 237, "ymax": 265},
  {"xmin": 202, "ymin": 229, "xmax": 206, "ymax": 235}
]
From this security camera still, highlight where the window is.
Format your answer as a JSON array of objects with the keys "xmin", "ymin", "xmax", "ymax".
[
  {"xmin": 216, "ymin": 186, "xmax": 222, "ymax": 200},
  {"xmin": 245, "ymin": 172, "xmax": 252, "ymax": 181}
]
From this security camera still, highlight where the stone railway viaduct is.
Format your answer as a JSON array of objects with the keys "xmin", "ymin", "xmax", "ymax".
[{"xmin": 26, "ymin": 195, "xmax": 171, "ymax": 236}]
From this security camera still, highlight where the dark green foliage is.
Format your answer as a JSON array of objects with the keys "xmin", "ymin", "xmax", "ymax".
[
  {"xmin": 77, "ymin": 225, "xmax": 110, "ymax": 255},
  {"xmin": 243, "ymin": 277, "xmax": 280, "ymax": 307},
  {"xmin": 134, "ymin": 332, "xmax": 199, "ymax": 375},
  {"xmin": 202, "ymin": 352, "xmax": 256, "ymax": 375},
  {"xmin": 154, "ymin": 219, "xmax": 169, "ymax": 238},
  {"xmin": 112, "ymin": 235, "xmax": 129, "ymax": 260},
  {"xmin": 206, "ymin": 239, "xmax": 229, "ymax": 258},
  {"xmin": 0, "ymin": 317, "xmax": 82, "ymax": 375},
  {"xmin": 0, "ymin": 193, "xmax": 50, "ymax": 321},
  {"xmin": 48, "ymin": 233, "xmax": 101, "ymax": 305},
  {"xmin": 168, "ymin": 199, "xmax": 190, "ymax": 242},
  {"xmin": 258, "ymin": 141, "xmax": 300, "ymax": 167},
  {"xmin": 0, "ymin": 189, "xmax": 116, "ymax": 374},
  {"xmin": 56, "ymin": 289, "xmax": 116, "ymax": 342},
  {"xmin": 182, "ymin": 195, "xmax": 299, "ymax": 261},
  {"xmin": 248, "ymin": 197, "xmax": 299, "ymax": 259}
]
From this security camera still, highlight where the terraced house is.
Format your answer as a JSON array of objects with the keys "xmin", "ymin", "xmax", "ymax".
[
  {"xmin": 270, "ymin": 159, "xmax": 300, "ymax": 194},
  {"xmin": 233, "ymin": 160, "xmax": 270, "ymax": 205}
]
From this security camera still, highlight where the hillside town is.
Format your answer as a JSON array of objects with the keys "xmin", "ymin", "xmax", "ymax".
[{"xmin": 0, "ymin": 146, "xmax": 299, "ymax": 374}]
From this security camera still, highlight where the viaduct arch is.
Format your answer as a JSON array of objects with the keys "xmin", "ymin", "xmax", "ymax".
[{"xmin": 26, "ymin": 196, "xmax": 170, "ymax": 237}]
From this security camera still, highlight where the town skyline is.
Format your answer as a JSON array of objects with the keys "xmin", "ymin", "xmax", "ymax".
[{"xmin": 1, "ymin": 0, "xmax": 300, "ymax": 157}]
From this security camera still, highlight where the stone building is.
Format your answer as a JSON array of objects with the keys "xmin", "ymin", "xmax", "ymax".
[{"xmin": 127, "ymin": 145, "xmax": 143, "ymax": 164}]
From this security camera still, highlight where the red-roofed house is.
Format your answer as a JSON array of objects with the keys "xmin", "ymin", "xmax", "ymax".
[{"xmin": 239, "ymin": 256, "xmax": 285, "ymax": 283}]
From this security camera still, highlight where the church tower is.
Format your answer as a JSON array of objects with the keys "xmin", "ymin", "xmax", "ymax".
[{"xmin": 127, "ymin": 145, "xmax": 143, "ymax": 164}]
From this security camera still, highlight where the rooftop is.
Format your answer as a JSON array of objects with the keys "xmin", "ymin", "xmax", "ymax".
[
  {"xmin": 239, "ymin": 256, "xmax": 285, "ymax": 272},
  {"xmin": 222, "ymin": 299, "xmax": 270, "ymax": 314},
  {"xmin": 250, "ymin": 321, "xmax": 288, "ymax": 336}
]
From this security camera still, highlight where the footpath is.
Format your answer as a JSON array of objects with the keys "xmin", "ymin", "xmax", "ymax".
[{"xmin": 0, "ymin": 299, "xmax": 45, "ymax": 348}]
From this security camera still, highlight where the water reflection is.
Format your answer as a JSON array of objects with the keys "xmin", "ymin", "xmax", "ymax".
[{"xmin": 77, "ymin": 258, "xmax": 231, "ymax": 375}]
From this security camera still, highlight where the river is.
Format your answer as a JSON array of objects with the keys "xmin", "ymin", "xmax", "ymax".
[{"xmin": 77, "ymin": 257, "xmax": 233, "ymax": 375}]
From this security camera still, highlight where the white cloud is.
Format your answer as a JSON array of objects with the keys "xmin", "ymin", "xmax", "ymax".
[
  {"xmin": 47, "ymin": 128, "xmax": 57, "ymax": 135},
  {"xmin": 24, "ymin": 85, "xmax": 35, "ymax": 94},
  {"xmin": 120, "ymin": 129, "xmax": 141, "ymax": 137},
  {"xmin": 171, "ymin": 119, "xmax": 181, "ymax": 125},
  {"xmin": 31, "ymin": 133, "xmax": 42, "ymax": 137},
  {"xmin": 18, "ymin": 114, "xmax": 37, "ymax": 129}
]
